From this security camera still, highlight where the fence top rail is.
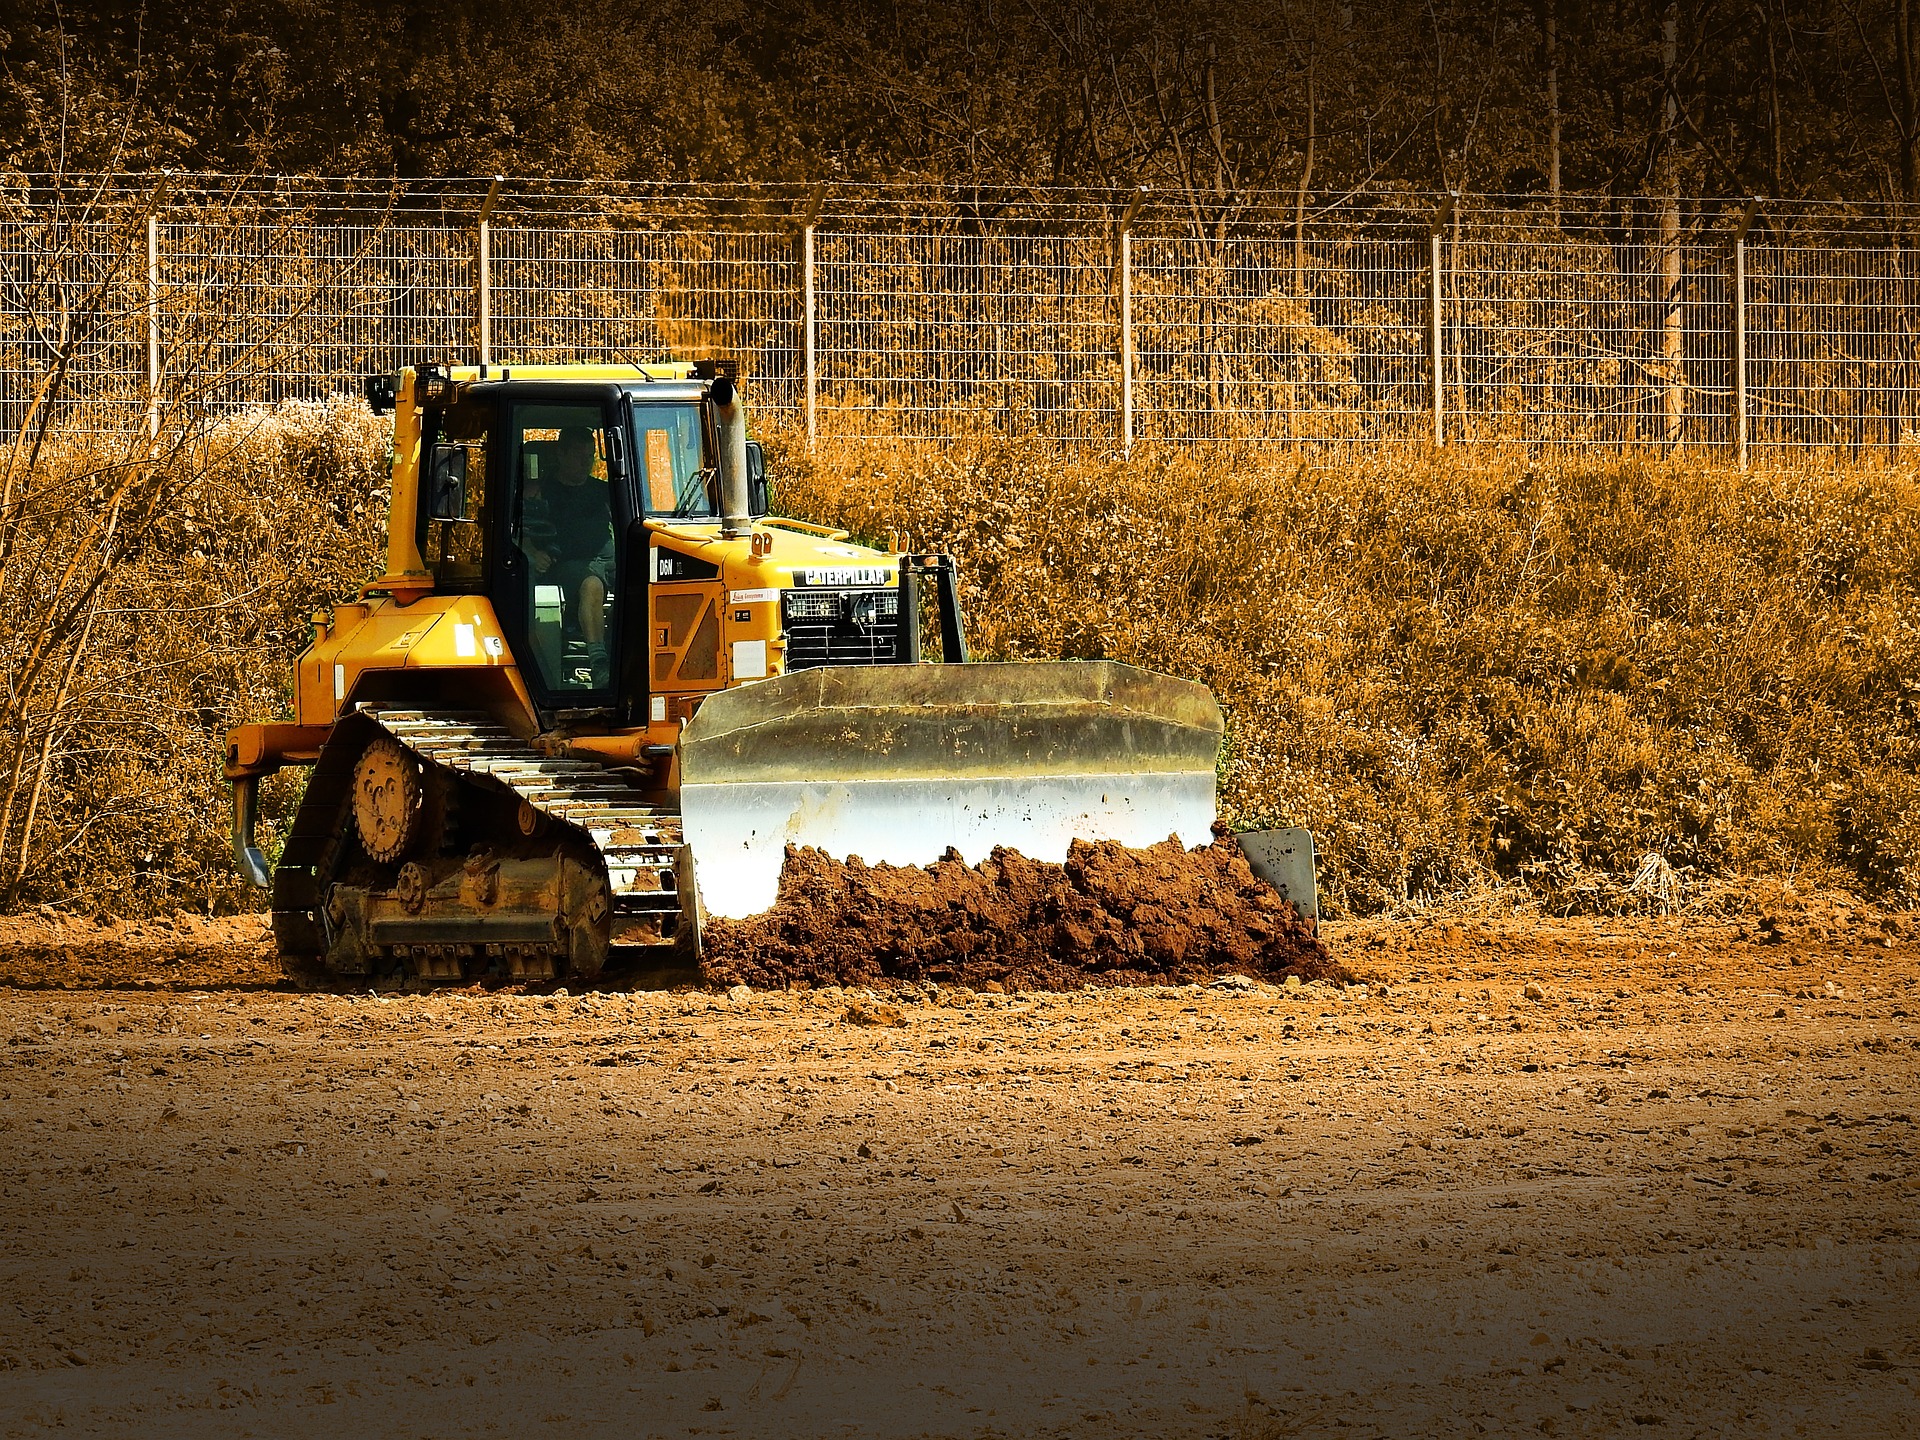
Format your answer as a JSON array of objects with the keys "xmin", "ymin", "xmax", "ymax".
[{"xmin": 3, "ymin": 172, "xmax": 1920, "ymax": 242}]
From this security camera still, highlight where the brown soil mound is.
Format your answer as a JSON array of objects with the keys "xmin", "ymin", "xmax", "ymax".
[{"xmin": 700, "ymin": 836, "xmax": 1341, "ymax": 992}]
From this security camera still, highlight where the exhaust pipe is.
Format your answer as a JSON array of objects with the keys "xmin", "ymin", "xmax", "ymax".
[{"xmin": 711, "ymin": 374, "xmax": 751, "ymax": 537}]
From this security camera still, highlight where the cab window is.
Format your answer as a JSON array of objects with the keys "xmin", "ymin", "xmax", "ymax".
[
  {"xmin": 507, "ymin": 402, "xmax": 617, "ymax": 694},
  {"xmin": 633, "ymin": 403, "xmax": 715, "ymax": 518}
]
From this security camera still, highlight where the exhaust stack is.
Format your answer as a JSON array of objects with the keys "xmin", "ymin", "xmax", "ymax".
[{"xmin": 711, "ymin": 374, "xmax": 751, "ymax": 537}]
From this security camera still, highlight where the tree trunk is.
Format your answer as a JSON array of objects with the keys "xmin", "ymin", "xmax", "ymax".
[
  {"xmin": 1764, "ymin": 1, "xmax": 1785, "ymax": 197},
  {"xmin": 1544, "ymin": 4, "xmax": 1562, "ymax": 205},
  {"xmin": 1294, "ymin": 54, "xmax": 1316, "ymax": 297},
  {"xmin": 1901, "ymin": 0, "xmax": 1919, "ymax": 202},
  {"xmin": 1659, "ymin": 4, "xmax": 1685, "ymax": 448}
]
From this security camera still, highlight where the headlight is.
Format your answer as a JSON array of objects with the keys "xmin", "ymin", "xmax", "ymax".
[{"xmin": 784, "ymin": 591, "xmax": 840, "ymax": 619}]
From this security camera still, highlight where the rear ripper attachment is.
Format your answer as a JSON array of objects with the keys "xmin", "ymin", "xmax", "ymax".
[{"xmin": 269, "ymin": 707, "xmax": 690, "ymax": 985}]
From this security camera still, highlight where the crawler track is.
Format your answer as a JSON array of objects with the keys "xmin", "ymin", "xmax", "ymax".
[
  {"xmin": 364, "ymin": 708, "xmax": 688, "ymax": 935},
  {"xmin": 272, "ymin": 705, "xmax": 691, "ymax": 983}
]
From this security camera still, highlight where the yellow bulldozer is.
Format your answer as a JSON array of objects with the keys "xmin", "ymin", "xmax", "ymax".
[{"xmin": 226, "ymin": 361, "xmax": 1311, "ymax": 984}]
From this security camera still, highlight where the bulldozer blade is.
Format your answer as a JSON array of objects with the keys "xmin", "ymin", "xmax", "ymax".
[{"xmin": 678, "ymin": 661, "xmax": 1223, "ymax": 920}]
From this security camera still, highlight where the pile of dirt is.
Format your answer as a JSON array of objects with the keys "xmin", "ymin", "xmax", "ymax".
[{"xmin": 700, "ymin": 836, "xmax": 1342, "ymax": 992}]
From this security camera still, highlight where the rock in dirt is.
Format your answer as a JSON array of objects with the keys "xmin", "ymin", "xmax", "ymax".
[
  {"xmin": 844, "ymin": 1001, "xmax": 907, "ymax": 1028},
  {"xmin": 1209, "ymin": 973, "xmax": 1259, "ymax": 993},
  {"xmin": 701, "ymin": 835, "xmax": 1341, "ymax": 993}
]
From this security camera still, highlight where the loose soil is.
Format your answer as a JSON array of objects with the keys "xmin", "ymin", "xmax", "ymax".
[
  {"xmin": 700, "ymin": 837, "xmax": 1338, "ymax": 993},
  {"xmin": 0, "ymin": 909, "xmax": 268, "ymax": 991},
  {"xmin": 0, "ymin": 908, "xmax": 1916, "ymax": 1436}
]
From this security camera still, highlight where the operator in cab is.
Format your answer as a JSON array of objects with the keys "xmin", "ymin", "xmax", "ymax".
[{"xmin": 523, "ymin": 425, "xmax": 615, "ymax": 683}]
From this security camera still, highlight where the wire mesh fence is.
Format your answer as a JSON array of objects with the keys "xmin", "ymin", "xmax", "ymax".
[
  {"xmin": 1751, "ymin": 239, "xmax": 1920, "ymax": 450},
  {"xmin": 3, "ymin": 176, "xmax": 1918, "ymax": 456},
  {"xmin": 488, "ymin": 225, "xmax": 801, "ymax": 414},
  {"xmin": 0, "ymin": 213, "xmax": 149, "ymax": 430},
  {"xmin": 1132, "ymin": 226, "xmax": 1429, "ymax": 443},
  {"xmin": 818, "ymin": 230, "xmax": 1118, "ymax": 441},
  {"xmin": 1443, "ymin": 200, "xmax": 1737, "ymax": 448}
]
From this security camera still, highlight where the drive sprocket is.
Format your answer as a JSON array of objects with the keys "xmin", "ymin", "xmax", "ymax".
[{"xmin": 352, "ymin": 735, "xmax": 425, "ymax": 863}]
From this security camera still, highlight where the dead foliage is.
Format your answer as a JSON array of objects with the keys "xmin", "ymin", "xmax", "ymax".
[
  {"xmin": 1, "ymin": 400, "xmax": 386, "ymax": 914},
  {"xmin": 770, "ymin": 434, "xmax": 1920, "ymax": 917},
  {"xmin": 7, "ymin": 405, "xmax": 1919, "ymax": 920}
]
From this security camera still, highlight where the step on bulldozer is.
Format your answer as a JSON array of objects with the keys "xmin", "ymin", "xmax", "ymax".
[{"xmin": 225, "ymin": 362, "xmax": 1315, "ymax": 984}]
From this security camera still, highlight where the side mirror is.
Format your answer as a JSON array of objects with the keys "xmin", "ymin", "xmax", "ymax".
[
  {"xmin": 427, "ymin": 444, "xmax": 470, "ymax": 522},
  {"xmin": 362, "ymin": 373, "xmax": 397, "ymax": 415},
  {"xmin": 744, "ymin": 440, "xmax": 769, "ymax": 516}
]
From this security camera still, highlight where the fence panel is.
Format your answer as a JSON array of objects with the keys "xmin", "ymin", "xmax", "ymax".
[
  {"xmin": 1750, "ymin": 239, "xmax": 1920, "ymax": 453},
  {"xmin": 162, "ymin": 213, "xmax": 469, "ymax": 414},
  {"xmin": 1133, "ymin": 222, "xmax": 1427, "ymax": 442},
  {"xmin": 1, "ymin": 180, "xmax": 1917, "ymax": 458},
  {"xmin": 815, "ymin": 230, "xmax": 1116, "ymax": 441},
  {"xmin": 491, "ymin": 226, "xmax": 801, "ymax": 420},
  {"xmin": 1449, "ymin": 202, "xmax": 1733, "ymax": 448},
  {"xmin": 0, "ymin": 212, "xmax": 149, "ymax": 435}
]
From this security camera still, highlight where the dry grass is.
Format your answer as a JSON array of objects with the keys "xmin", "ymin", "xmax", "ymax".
[
  {"xmin": 769, "ymin": 434, "xmax": 1920, "ymax": 918},
  {"xmin": 7, "ymin": 403, "xmax": 1917, "ymax": 920},
  {"xmin": 1, "ymin": 399, "xmax": 387, "ymax": 916}
]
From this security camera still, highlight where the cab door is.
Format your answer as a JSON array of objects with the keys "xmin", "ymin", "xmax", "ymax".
[
  {"xmin": 420, "ymin": 391, "xmax": 493, "ymax": 592},
  {"xmin": 492, "ymin": 391, "xmax": 630, "ymax": 709}
]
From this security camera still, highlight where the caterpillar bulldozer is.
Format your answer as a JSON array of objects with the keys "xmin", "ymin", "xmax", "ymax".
[{"xmin": 225, "ymin": 361, "xmax": 1294, "ymax": 986}]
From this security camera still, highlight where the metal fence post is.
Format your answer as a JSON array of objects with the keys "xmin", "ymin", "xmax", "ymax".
[
  {"xmin": 1429, "ymin": 193, "xmax": 1456, "ymax": 446},
  {"xmin": 145, "ymin": 212, "xmax": 160, "ymax": 440},
  {"xmin": 802, "ymin": 223, "xmax": 816, "ymax": 450},
  {"xmin": 1731, "ymin": 197, "xmax": 1761, "ymax": 469},
  {"xmin": 1119, "ymin": 228, "xmax": 1132, "ymax": 455},
  {"xmin": 800, "ymin": 184, "xmax": 825, "ymax": 452},
  {"xmin": 1117, "ymin": 187, "xmax": 1147, "ymax": 457},
  {"xmin": 475, "ymin": 176, "xmax": 502, "ymax": 366}
]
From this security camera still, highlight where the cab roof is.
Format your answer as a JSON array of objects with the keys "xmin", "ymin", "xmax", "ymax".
[{"xmin": 440, "ymin": 362, "xmax": 705, "ymax": 384}]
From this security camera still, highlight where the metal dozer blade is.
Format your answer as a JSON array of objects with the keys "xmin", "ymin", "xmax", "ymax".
[{"xmin": 678, "ymin": 660, "xmax": 1225, "ymax": 920}]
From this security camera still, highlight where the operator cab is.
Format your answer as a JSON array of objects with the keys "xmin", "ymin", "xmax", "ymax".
[{"xmin": 413, "ymin": 373, "xmax": 766, "ymax": 716}]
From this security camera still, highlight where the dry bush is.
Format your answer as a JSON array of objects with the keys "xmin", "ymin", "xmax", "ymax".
[
  {"xmin": 769, "ymin": 435, "xmax": 1920, "ymax": 917},
  {"xmin": 8, "ymin": 398, "xmax": 1918, "ymax": 921},
  {"xmin": 0, "ymin": 159, "xmax": 407, "ymax": 917},
  {"xmin": 3, "ymin": 399, "xmax": 387, "ymax": 915}
]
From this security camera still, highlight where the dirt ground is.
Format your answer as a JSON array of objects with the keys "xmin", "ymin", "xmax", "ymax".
[{"xmin": 0, "ymin": 907, "xmax": 1917, "ymax": 1438}]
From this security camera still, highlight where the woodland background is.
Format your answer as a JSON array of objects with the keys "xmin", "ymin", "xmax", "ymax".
[{"xmin": 6, "ymin": 0, "xmax": 1920, "ymax": 206}]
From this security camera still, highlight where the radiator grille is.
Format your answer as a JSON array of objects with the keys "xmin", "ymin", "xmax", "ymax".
[{"xmin": 782, "ymin": 588, "xmax": 901, "ymax": 669}]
